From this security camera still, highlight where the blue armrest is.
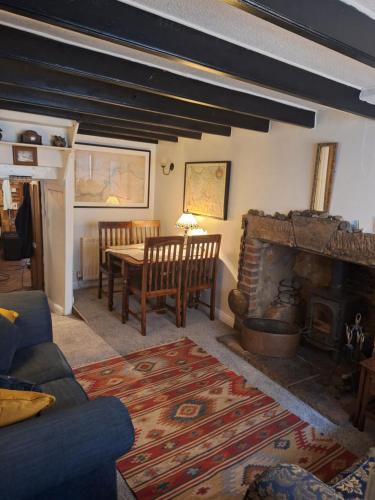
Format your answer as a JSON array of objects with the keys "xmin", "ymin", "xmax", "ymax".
[
  {"xmin": 0, "ymin": 397, "xmax": 134, "ymax": 500},
  {"xmin": 0, "ymin": 291, "xmax": 52, "ymax": 348}
]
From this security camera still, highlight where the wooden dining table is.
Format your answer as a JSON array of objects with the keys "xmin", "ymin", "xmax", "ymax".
[
  {"xmin": 105, "ymin": 242, "xmax": 210, "ymax": 322},
  {"xmin": 106, "ymin": 244, "xmax": 145, "ymax": 318}
]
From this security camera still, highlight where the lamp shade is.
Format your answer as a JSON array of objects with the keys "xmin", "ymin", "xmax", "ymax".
[
  {"xmin": 176, "ymin": 212, "xmax": 199, "ymax": 230},
  {"xmin": 189, "ymin": 227, "xmax": 207, "ymax": 236}
]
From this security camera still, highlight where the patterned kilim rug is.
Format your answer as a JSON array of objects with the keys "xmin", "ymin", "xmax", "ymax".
[{"xmin": 75, "ymin": 338, "xmax": 356, "ymax": 499}]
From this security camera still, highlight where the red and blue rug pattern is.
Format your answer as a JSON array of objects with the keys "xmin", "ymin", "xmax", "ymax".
[{"xmin": 75, "ymin": 338, "xmax": 356, "ymax": 499}]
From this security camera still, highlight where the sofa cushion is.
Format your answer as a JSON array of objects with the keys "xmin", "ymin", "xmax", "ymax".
[
  {"xmin": 0, "ymin": 307, "xmax": 19, "ymax": 323},
  {"xmin": 40, "ymin": 377, "xmax": 88, "ymax": 413},
  {"xmin": 0, "ymin": 374, "xmax": 42, "ymax": 392},
  {"xmin": 0, "ymin": 388, "xmax": 55, "ymax": 427},
  {"xmin": 333, "ymin": 451, "xmax": 375, "ymax": 499},
  {"xmin": 245, "ymin": 463, "xmax": 342, "ymax": 499},
  {"xmin": 0, "ymin": 291, "xmax": 52, "ymax": 349},
  {"xmin": 0, "ymin": 315, "xmax": 20, "ymax": 373},
  {"xmin": 10, "ymin": 342, "xmax": 73, "ymax": 384}
]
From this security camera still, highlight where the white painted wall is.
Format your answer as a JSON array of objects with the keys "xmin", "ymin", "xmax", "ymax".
[
  {"xmin": 0, "ymin": 109, "xmax": 76, "ymax": 314},
  {"xmin": 73, "ymin": 134, "xmax": 156, "ymax": 288},
  {"xmin": 155, "ymin": 108, "xmax": 375, "ymax": 324}
]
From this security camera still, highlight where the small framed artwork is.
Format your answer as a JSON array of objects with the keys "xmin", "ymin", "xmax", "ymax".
[
  {"xmin": 12, "ymin": 145, "xmax": 38, "ymax": 166},
  {"xmin": 183, "ymin": 161, "xmax": 231, "ymax": 220}
]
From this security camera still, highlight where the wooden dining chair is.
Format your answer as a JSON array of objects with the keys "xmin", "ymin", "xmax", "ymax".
[
  {"xmin": 182, "ymin": 234, "xmax": 222, "ymax": 327},
  {"xmin": 132, "ymin": 220, "xmax": 160, "ymax": 244},
  {"xmin": 98, "ymin": 221, "xmax": 132, "ymax": 299},
  {"xmin": 125, "ymin": 236, "xmax": 184, "ymax": 335}
]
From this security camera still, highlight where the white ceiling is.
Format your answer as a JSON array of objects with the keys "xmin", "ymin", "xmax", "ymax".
[
  {"xmin": 343, "ymin": 0, "xmax": 375, "ymax": 18},
  {"xmin": 1, "ymin": 0, "xmax": 375, "ymax": 116},
  {"xmin": 120, "ymin": 0, "xmax": 375, "ymax": 89}
]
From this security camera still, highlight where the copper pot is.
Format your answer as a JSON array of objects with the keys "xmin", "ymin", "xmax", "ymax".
[{"xmin": 240, "ymin": 318, "xmax": 300, "ymax": 358}]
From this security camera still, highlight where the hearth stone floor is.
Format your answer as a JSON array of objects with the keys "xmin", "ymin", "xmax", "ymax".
[
  {"xmin": 218, "ymin": 332, "xmax": 360, "ymax": 425},
  {"xmin": 53, "ymin": 286, "xmax": 375, "ymax": 497}
]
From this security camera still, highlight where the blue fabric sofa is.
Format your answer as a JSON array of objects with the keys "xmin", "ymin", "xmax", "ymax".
[{"xmin": 0, "ymin": 291, "xmax": 135, "ymax": 500}]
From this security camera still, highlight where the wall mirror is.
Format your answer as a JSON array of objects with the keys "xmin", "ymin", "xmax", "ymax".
[{"xmin": 310, "ymin": 143, "xmax": 338, "ymax": 212}]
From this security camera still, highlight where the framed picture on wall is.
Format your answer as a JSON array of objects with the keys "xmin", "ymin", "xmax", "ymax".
[
  {"xmin": 12, "ymin": 145, "xmax": 38, "ymax": 166},
  {"xmin": 183, "ymin": 161, "xmax": 231, "ymax": 220},
  {"xmin": 74, "ymin": 144, "xmax": 150, "ymax": 208}
]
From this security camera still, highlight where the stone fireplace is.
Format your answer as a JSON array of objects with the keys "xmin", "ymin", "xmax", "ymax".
[
  {"xmin": 217, "ymin": 210, "xmax": 375, "ymax": 423},
  {"xmin": 236, "ymin": 210, "xmax": 375, "ymax": 357}
]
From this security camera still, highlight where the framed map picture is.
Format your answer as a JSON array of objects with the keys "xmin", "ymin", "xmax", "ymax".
[
  {"xmin": 183, "ymin": 161, "xmax": 231, "ymax": 220},
  {"xmin": 74, "ymin": 145, "xmax": 150, "ymax": 208}
]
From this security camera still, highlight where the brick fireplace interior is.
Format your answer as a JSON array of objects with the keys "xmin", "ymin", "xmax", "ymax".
[
  {"xmin": 239, "ymin": 242, "xmax": 374, "ymax": 351},
  {"xmin": 228, "ymin": 210, "xmax": 375, "ymax": 423}
]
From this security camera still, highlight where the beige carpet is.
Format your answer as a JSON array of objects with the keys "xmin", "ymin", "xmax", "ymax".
[{"xmin": 52, "ymin": 314, "xmax": 118, "ymax": 368}]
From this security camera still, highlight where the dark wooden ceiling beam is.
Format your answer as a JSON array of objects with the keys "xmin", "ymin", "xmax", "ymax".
[
  {"xmin": 0, "ymin": 84, "xmax": 232, "ymax": 136},
  {"xmin": 78, "ymin": 129, "xmax": 158, "ymax": 143},
  {"xmin": 0, "ymin": 25, "xmax": 314, "ymax": 127},
  {"xmin": 0, "ymin": 100, "xmax": 201, "ymax": 138},
  {"xmin": 2, "ymin": 1, "xmax": 375, "ymax": 119},
  {"xmin": 78, "ymin": 124, "xmax": 177, "ymax": 142},
  {"xmin": 78, "ymin": 123, "xmax": 190, "ymax": 141},
  {"xmin": 224, "ymin": 0, "xmax": 375, "ymax": 69},
  {"xmin": 0, "ymin": 58, "xmax": 269, "ymax": 132}
]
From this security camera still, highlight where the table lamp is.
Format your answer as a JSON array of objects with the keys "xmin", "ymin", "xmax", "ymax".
[{"xmin": 176, "ymin": 212, "xmax": 199, "ymax": 235}]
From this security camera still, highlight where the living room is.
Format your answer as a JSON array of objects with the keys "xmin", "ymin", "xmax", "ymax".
[{"xmin": 1, "ymin": 1, "xmax": 375, "ymax": 499}]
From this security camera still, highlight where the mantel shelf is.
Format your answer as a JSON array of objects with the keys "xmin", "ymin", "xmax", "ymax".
[{"xmin": 0, "ymin": 141, "xmax": 72, "ymax": 152}]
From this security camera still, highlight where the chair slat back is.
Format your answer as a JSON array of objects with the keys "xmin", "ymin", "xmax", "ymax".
[
  {"xmin": 142, "ymin": 236, "xmax": 184, "ymax": 293},
  {"xmin": 132, "ymin": 220, "xmax": 160, "ymax": 244},
  {"xmin": 185, "ymin": 234, "xmax": 221, "ymax": 290},
  {"xmin": 98, "ymin": 221, "xmax": 132, "ymax": 265}
]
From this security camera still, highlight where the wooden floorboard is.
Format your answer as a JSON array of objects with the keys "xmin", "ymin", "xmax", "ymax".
[{"xmin": 0, "ymin": 252, "xmax": 32, "ymax": 293}]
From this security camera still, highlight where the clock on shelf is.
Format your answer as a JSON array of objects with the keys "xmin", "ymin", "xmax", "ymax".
[{"xmin": 21, "ymin": 130, "xmax": 42, "ymax": 145}]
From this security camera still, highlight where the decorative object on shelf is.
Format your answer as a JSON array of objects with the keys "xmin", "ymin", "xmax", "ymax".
[
  {"xmin": 160, "ymin": 161, "xmax": 174, "ymax": 176},
  {"xmin": 310, "ymin": 143, "xmax": 338, "ymax": 212},
  {"xmin": 183, "ymin": 161, "xmax": 231, "ymax": 220},
  {"xmin": 20, "ymin": 130, "xmax": 42, "ymax": 145},
  {"xmin": 12, "ymin": 145, "xmax": 38, "ymax": 166},
  {"xmin": 74, "ymin": 144, "xmax": 150, "ymax": 208},
  {"xmin": 175, "ymin": 212, "xmax": 199, "ymax": 236},
  {"xmin": 51, "ymin": 135, "xmax": 66, "ymax": 147}
]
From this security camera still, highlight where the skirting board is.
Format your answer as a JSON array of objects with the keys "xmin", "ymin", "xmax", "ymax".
[
  {"xmin": 216, "ymin": 308, "xmax": 234, "ymax": 327},
  {"xmin": 48, "ymin": 299, "xmax": 65, "ymax": 316}
]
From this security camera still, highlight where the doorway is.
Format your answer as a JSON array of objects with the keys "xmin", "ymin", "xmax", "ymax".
[{"xmin": 0, "ymin": 178, "xmax": 44, "ymax": 292}]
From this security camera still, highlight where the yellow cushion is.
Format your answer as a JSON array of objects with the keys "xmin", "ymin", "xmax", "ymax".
[
  {"xmin": 0, "ymin": 389, "xmax": 55, "ymax": 427},
  {"xmin": 0, "ymin": 308, "xmax": 19, "ymax": 323}
]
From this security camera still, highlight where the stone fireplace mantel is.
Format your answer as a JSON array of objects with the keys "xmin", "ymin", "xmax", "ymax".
[
  {"xmin": 243, "ymin": 210, "xmax": 375, "ymax": 268},
  {"xmin": 236, "ymin": 210, "xmax": 375, "ymax": 323}
]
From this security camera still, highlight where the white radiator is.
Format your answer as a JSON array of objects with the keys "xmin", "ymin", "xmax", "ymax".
[{"xmin": 80, "ymin": 237, "xmax": 99, "ymax": 280}]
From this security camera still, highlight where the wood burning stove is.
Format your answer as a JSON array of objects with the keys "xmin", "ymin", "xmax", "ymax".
[{"xmin": 303, "ymin": 261, "xmax": 361, "ymax": 356}]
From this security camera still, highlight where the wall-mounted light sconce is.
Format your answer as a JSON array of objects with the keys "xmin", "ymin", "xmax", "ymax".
[{"xmin": 161, "ymin": 162, "xmax": 175, "ymax": 176}]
